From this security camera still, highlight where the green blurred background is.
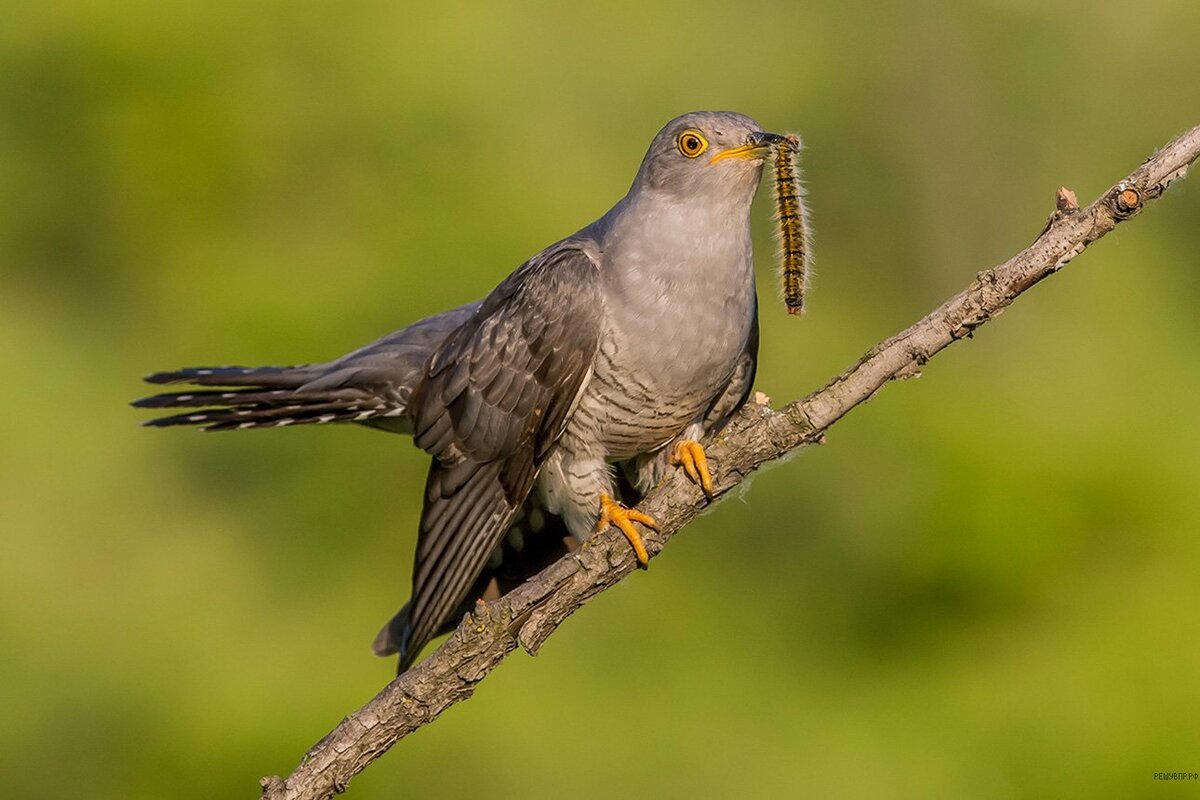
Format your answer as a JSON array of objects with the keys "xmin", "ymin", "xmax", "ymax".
[{"xmin": 3, "ymin": 1, "xmax": 1199, "ymax": 797}]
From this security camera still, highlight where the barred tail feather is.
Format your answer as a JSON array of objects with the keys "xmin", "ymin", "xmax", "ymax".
[
  {"xmin": 142, "ymin": 397, "xmax": 394, "ymax": 431},
  {"xmin": 133, "ymin": 365, "xmax": 398, "ymax": 431},
  {"xmin": 132, "ymin": 388, "xmax": 297, "ymax": 409},
  {"xmin": 142, "ymin": 365, "xmax": 314, "ymax": 387}
]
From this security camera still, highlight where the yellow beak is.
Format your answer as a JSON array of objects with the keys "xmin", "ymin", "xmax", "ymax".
[{"xmin": 709, "ymin": 144, "xmax": 769, "ymax": 164}]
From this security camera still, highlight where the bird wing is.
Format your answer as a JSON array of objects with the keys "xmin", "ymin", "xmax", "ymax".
[
  {"xmin": 701, "ymin": 295, "xmax": 759, "ymax": 434},
  {"xmin": 399, "ymin": 244, "xmax": 603, "ymax": 666}
]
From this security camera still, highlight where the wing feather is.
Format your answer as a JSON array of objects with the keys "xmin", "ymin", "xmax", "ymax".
[
  {"xmin": 701, "ymin": 298, "xmax": 759, "ymax": 434},
  {"xmin": 396, "ymin": 245, "xmax": 603, "ymax": 668}
]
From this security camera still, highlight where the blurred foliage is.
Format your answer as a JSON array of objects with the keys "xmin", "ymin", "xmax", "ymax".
[{"xmin": 3, "ymin": 1, "xmax": 1199, "ymax": 797}]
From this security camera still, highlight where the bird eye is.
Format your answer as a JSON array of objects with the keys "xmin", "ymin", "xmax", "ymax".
[{"xmin": 676, "ymin": 130, "xmax": 708, "ymax": 158}]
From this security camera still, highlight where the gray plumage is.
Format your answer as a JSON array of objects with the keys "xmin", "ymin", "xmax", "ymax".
[
  {"xmin": 138, "ymin": 302, "xmax": 479, "ymax": 432},
  {"xmin": 137, "ymin": 111, "xmax": 784, "ymax": 671}
]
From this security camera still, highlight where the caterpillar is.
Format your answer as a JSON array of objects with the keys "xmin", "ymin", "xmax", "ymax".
[{"xmin": 771, "ymin": 134, "xmax": 811, "ymax": 316}]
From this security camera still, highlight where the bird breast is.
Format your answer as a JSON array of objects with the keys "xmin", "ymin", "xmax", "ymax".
[{"xmin": 574, "ymin": 215, "xmax": 757, "ymax": 460}]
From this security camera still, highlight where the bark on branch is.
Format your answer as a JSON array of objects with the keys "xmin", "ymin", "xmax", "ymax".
[{"xmin": 261, "ymin": 125, "xmax": 1200, "ymax": 800}]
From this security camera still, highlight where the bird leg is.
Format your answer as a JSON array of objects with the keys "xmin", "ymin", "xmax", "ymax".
[
  {"xmin": 596, "ymin": 493, "xmax": 658, "ymax": 568},
  {"xmin": 671, "ymin": 439, "xmax": 714, "ymax": 497}
]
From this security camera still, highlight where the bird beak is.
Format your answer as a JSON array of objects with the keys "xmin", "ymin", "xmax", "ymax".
[{"xmin": 709, "ymin": 131, "xmax": 789, "ymax": 164}]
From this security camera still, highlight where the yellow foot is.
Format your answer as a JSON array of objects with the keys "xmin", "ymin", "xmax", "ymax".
[
  {"xmin": 671, "ymin": 439, "xmax": 714, "ymax": 497},
  {"xmin": 597, "ymin": 493, "xmax": 658, "ymax": 569}
]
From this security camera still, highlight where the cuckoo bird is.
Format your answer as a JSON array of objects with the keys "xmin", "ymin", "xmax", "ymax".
[{"xmin": 136, "ymin": 111, "xmax": 795, "ymax": 671}]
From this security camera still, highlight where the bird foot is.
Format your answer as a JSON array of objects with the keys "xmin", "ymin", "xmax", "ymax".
[
  {"xmin": 671, "ymin": 439, "xmax": 714, "ymax": 497},
  {"xmin": 596, "ymin": 493, "xmax": 657, "ymax": 569}
]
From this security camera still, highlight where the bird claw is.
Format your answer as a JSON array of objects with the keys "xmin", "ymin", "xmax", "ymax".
[
  {"xmin": 671, "ymin": 439, "xmax": 714, "ymax": 497},
  {"xmin": 597, "ymin": 493, "xmax": 657, "ymax": 568}
]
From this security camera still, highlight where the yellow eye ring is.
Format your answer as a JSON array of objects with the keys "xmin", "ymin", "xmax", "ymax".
[{"xmin": 676, "ymin": 129, "xmax": 708, "ymax": 158}]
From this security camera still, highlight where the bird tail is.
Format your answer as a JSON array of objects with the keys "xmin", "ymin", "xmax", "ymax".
[
  {"xmin": 133, "ymin": 302, "xmax": 483, "ymax": 433},
  {"xmin": 133, "ymin": 365, "xmax": 400, "ymax": 432}
]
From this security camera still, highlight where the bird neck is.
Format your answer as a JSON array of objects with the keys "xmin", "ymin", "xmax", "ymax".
[{"xmin": 599, "ymin": 189, "xmax": 756, "ymax": 287}]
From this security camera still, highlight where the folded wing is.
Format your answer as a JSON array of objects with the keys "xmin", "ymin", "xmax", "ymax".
[{"xmin": 396, "ymin": 245, "xmax": 603, "ymax": 668}]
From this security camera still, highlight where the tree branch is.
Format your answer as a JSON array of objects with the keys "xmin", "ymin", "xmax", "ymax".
[{"xmin": 260, "ymin": 125, "xmax": 1200, "ymax": 800}]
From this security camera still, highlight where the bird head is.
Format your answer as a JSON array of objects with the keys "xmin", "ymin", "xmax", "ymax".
[{"xmin": 631, "ymin": 111, "xmax": 788, "ymax": 204}]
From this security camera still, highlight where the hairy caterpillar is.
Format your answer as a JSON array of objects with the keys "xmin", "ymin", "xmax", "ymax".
[{"xmin": 771, "ymin": 134, "xmax": 811, "ymax": 316}]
